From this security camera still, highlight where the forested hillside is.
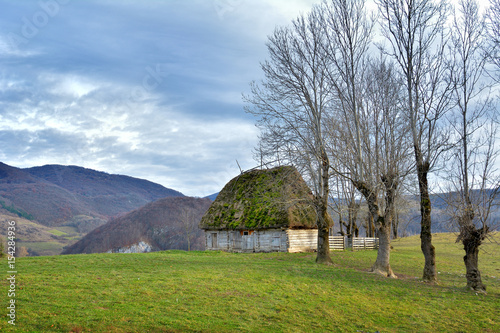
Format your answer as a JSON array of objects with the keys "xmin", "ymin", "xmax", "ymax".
[
  {"xmin": 62, "ymin": 196, "xmax": 211, "ymax": 254},
  {"xmin": 0, "ymin": 162, "xmax": 183, "ymax": 226}
]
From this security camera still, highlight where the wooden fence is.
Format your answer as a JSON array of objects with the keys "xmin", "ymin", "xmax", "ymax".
[{"xmin": 329, "ymin": 236, "xmax": 379, "ymax": 251}]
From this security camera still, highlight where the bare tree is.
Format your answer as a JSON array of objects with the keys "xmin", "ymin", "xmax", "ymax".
[
  {"xmin": 322, "ymin": 0, "xmax": 374, "ymax": 183},
  {"xmin": 443, "ymin": 0, "xmax": 499, "ymax": 292},
  {"xmin": 180, "ymin": 207, "xmax": 195, "ymax": 251},
  {"xmin": 391, "ymin": 187, "xmax": 411, "ymax": 239},
  {"xmin": 376, "ymin": 0, "xmax": 453, "ymax": 282},
  {"xmin": 330, "ymin": 174, "xmax": 360, "ymax": 237},
  {"xmin": 361, "ymin": 57, "xmax": 410, "ymax": 277},
  {"xmin": 328, "ymin": 51, "xmax": 410, "ymax": 277},
  {"xmin": 487, "ymin": 0, "xmax": 500, "ymax": 79},
  {"xmin": 321, "ymin": 0, "xmax": 383, "ymax": 268},
  {"xmin": 245, "ymin": 7, "xmax": 335, "ymax": 264},
  {"xmin": 318, "ymin": 0, "xmax": 414, "ymax": 277}
]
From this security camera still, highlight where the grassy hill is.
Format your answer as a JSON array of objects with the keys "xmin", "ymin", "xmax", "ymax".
[{"xmin": 2, "ymin": 233, "xmax": 499, "ymax": 332}]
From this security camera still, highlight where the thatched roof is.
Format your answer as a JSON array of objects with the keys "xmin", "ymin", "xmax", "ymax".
[{"xmin": 199, "ymin": 166, "xmax": 317, "ymax": 230}]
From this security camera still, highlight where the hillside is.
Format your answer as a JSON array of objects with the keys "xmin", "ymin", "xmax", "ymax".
[
  {"xmin": 0, "ymin": 212, "xmax": 77, "ymax": 256},
  {"xmin": 62, "ymin": 196, "xmax": 212, "ymax": 254},
  {"xmin": 0, "ymin": 162, "xmax": 183, "ymax": 227},
  {"xmin": 0, "ymin": 162, "xmax": 86, "ymax": 226},
  {"xmin": 25, "ymin": 164, "xmax": 183, "ymax": 216}
]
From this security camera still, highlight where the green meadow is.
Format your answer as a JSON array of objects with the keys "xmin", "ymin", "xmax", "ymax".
[{"xmin": 2, "ymin": 233, "xmax": 499, "ymax": 332}]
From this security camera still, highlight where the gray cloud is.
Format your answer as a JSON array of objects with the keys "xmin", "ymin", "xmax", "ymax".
[{"xmin": 0, "ymin": 0, "xmax": 320, "ymax": 196}]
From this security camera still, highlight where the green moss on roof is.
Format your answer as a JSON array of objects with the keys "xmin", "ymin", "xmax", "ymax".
[{"xmin": 199, "ymin": 166, "xmax": 317, "ymax": 230}]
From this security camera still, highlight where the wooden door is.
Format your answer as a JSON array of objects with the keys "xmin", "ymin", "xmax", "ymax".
[
  {"xmin": 211, "ymin": 233, "xmax": 218, "ymax": 249},
  {"xmin": 242, "ymin": 231, "xmax": 254, "ymax": 252}
]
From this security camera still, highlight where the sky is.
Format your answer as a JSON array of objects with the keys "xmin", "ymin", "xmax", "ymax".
[{"xmin": 0, "ymin": 0, "xmax": 321, "ymax": 197}]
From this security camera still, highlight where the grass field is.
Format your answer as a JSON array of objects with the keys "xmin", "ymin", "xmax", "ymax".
[{"xmin": 1, "ymin": 233, "xmax": 499, "ymax": 332}]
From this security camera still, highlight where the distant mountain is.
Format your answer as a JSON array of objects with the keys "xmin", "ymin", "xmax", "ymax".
[
  {"xmin": 25, "ymin": 164, "xmax": 183, "ymax": 217},
  {"xmin": 62, "ymin": 196, "xmax": 212, "ymax": 254},
  {"xmin": 205, "ymin": 192, "xmax": 219, "ymax": 201},
  {"xmin": 0, "ymin": 162, "xmax": 183, "ymax": 227},
  {"xmin": 330, "ymin": 191, "xmax": 500, "ymax": 237}
]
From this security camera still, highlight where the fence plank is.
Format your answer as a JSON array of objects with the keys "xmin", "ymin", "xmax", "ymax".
[
  {"xmin": 329, "ymin": 236, "xmax": 345, "ymax": 250},
  {"xmin": 329, "ymin": 237, "xmax": 379, "ymax": 251}
]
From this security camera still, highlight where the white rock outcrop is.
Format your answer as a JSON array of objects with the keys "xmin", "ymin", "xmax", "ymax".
[{"xmin": 106, "ymin": 241, "xmax": 152, "ymax": 254}]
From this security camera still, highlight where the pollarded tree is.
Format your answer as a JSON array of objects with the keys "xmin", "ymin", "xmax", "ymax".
[
  {"xmin": 376, "ymin": 0, "xmax": 453, "ymax": 282},
  {"xmin": 329, "ymin": 55, "xmax": 411, "ymax": 277},
  {"xmin": 245, "ymin": 6, "xmax": 335, "ymax": 264},
  {"xmin": 321, "ymin": 0, "xmax": 412, "ymax": 278},
  {"xmin": 363, "ymin": 57, "xmax": 412, "ymax": 276},
  {"xmin": 444, "ymin": 0, "xmax": 499, "ymax": 292}
]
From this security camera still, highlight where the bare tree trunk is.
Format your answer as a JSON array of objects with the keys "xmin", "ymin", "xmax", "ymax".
[
  {"xmin": 316, "ymin": 154, "xmax": 333, "ymax": 265},
  {"xmin": 372, "ymin": 219, "xmax": 395, "ymax": 277},
  {"xmin": 463, "ymin": 236, "xmax": 486, "ymax": 292},
  {"xmin": 348, "ymin": 200, "xmax": 359, "ymax": 238},
  {"xmin": 460, "ymin": 225, "xmax": 488, "ymax": 292},
  {"xmin": 354, "ymin": 180, "xmax": 395, "ymax": 277},
  {"xmin": 366, "ymin": 213, "xmax": 375, "ymax": 238},
  {"xmin": 371, "ymin": 173, "xmax": 398, "ymax": 277},
  {"xmin": 316, "ymin": 223, "xmax": 332, "ymax": 264},
  {"xmin": 392, "ymin": 210, "xmax": 399, "ymax": 239},
  {"xmin": 417, "ymin": 160, "xmax": 437, "ymax": 282},
  {"xmin": 338, "ymin": 218, "xmax": 345, "ymax": 236}
]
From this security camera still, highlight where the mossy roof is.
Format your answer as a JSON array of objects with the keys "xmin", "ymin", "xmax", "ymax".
[{"xmin": 199, "ymin": 166, "xmax": 317, "ymax": 230}]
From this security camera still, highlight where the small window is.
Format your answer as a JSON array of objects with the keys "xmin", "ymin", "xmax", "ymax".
[{"xmin": 243, "ymin": 231, "xmax": 249, "ymax": 236}]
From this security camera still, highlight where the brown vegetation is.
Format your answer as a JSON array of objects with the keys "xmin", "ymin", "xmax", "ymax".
[
  {"xmin": 62, "ymin": 196, "xmax": 212, "ymax": 254},
  {"xmin": 0, "ymin": 162, "xmax": 183, "ymax": 226}
]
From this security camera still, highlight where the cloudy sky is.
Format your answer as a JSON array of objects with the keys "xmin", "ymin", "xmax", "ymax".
[{"xmin": 0, "ymin": 0, "xmax": 321, "ymax": 196}]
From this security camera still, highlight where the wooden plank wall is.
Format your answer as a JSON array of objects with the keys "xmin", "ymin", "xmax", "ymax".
[
  {"xmin": 287, "ymin": 229, "xmax": 317, "ymax": 253},
  {"xmin": 254, "ymin": 229, "xmax": 287, "ymax": 253},
  {"xmin": 206, "ymin": 230, "xmax": 231, "ymax": 251},
  {"xmin": 205, "ymin": 229, "xmax": 289, "ymax": 253},
  {"xmin": 205, "ymin": 230, "xmax": 379, "ymax": 252}
]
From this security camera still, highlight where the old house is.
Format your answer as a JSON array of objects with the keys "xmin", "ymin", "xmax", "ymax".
[{"xmin": 199, "ymin": 166, "xmax": 319, "ymax": 253}]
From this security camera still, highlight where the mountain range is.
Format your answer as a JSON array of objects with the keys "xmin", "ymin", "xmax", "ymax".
[
  {"xmin": 0, "ymin": 162, "xmax": 183, "ymax": 226},
  {"xmin": 0, "ymin": 162, "xmax": 188, "ymax": 255}
]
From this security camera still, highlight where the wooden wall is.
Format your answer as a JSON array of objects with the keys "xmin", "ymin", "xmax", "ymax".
[
  {"xmin": 205, "ymin": 229, "xmax": 288, "ymax": 252},
  {"xmin": 286, "ymin": 229, "xmax": 317, "ymax": 253},
  {"xmin": 204, "ymin": 229, "xmax": 317, "ymax": 253},
  {"xmin": 204, "ymin": 230, "xmax": 379, "ymax": 253}
]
